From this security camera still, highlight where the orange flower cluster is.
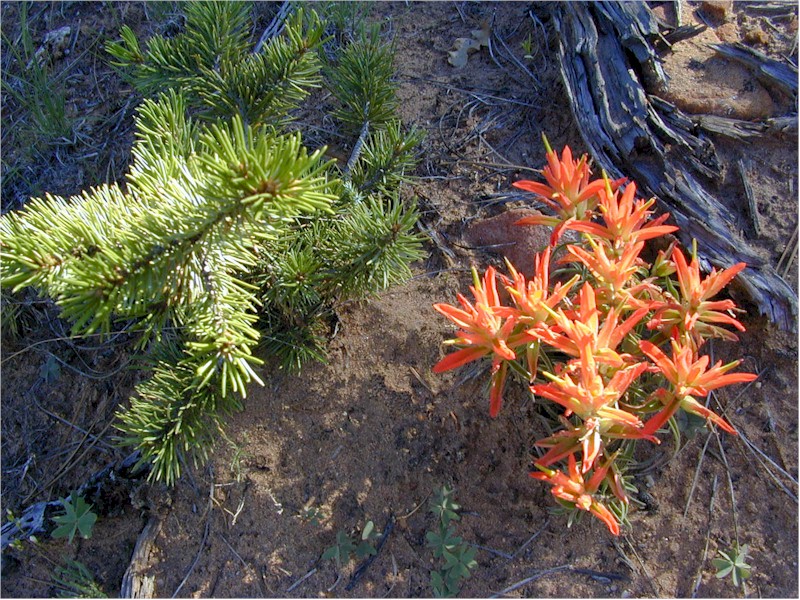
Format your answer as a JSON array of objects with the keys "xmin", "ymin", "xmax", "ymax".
[{"xmin": 432, "ymin": 139, "xmax": 757, "ymax": 536}]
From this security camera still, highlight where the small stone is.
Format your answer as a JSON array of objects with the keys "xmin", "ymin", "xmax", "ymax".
[
  {"xmin": 744, "ymin": 28, "xmax": 771, "ymax": 46},
  {"xmin": 464, "ymin": 208, "xmax": 551, "ymax": 278},
  {"xmin": 700, "ymin": 1, "xmax": 733, "ymax": 22}
]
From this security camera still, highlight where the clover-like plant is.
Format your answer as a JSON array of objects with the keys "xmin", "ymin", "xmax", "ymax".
[
  {"xmin": 322, "ymin": 520, "xmax": 380, "ymax": 569},
  {"xmin": 51, "ymin": 494, "xmax": 97, "ymax": 544},
  {"xmin": 713, "ymin": 543, "xmax": 752, "ymax": 588},
  {"xmin": 426, "ymin": 487, "xmax": 477, "ymax": 597}
]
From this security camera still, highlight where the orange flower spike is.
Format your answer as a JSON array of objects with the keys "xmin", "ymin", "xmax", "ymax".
[
  {"xmin": 673, "ymin": 246, "xmax": 747, "ymax": 333},
  {"xmin": 433, "ymin": 266, "xmax": 518, "ymax": 374},
  {"xmin": 512, "ymin": 141, "xmax": 602, "ymax": 216},
  {"xmin": 512, "ymin": 136, "xmax": 624, "ymax": 245},
  {"xmin": 433, "ymin": 266, "xmax": 531, "ymax": 418},
  {"xmin": 532, "ymin": 352, "xmax": 649, "ymax": 427},
  {"xmin": 568, "ymin": 179, "xmax": 678, "ymax": 247},
  {"xmin": 531, "ymin": 283, "xmax": 649, "ymax": 369},
  {"xmin": 563, "ymin": 237, "xmax": 645, "ymax": 295},
  {"xmin": 530, "ymin": 455, "xmax": 621, "ymax": 535},
  {"xmin": 500, "ymin": 247, "xmax": 579, "ymax": 324},
  {"xmin": 640, "ymin": 339, "xmax": 757, "ymax": 434}
]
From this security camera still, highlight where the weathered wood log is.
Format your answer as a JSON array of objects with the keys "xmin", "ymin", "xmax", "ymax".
[
  {"xmin": 120, "ymin": 516, "xmax": 161, "ymax": 599},
  {"xmin": 549, "ymin": 1, "xmax": 797, "ymax": 331},
  {"xmin": 738, "ymin": 1, "xmax": 799, "ymax": 19},
  {"xmin": 710, "ymin": 42, "xmax": 798, "ymax": 100}
]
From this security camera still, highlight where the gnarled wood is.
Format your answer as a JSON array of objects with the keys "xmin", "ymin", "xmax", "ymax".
[{"xmin": 550, "ymin": 1, "xmax": 797, "ymax": 331}]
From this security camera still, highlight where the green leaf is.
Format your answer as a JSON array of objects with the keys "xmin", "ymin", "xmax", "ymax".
[
  {"xmin": 321, "ymin": 545, "xmax": 339, "ymax": 561},
  {"xmin": 429, "ymin": 486, "xmax": 462, "ymax": 528},
  {"xmin": 430, "ymin": 570, "xmax": 447, "ymax": 598},
  {"xmin": 361, "ymin": 519, "xmax": 375, "ymax": 541},
  {"xmin": 712, "ymin": 544, "xmax": 752, "ymax": 587},
  {"xmin": 355, "ymin": 541, "xmax": 377, "ymax": 559},
  {"xmin": 39, "ymin": 354, "xmax": 60, "ymax": 384},
  {"xmin": 50, "ymin": 495, "xmax": 97, "ymax": 544}
]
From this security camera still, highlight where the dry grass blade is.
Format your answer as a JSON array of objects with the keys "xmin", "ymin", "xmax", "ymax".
[
  {"xmin": 510, "ymin": 518, "xmax": 550, "ymax": 559},
  {"xmin": 712, "ymin": 429, "xmax": 741, "ymax": 545},
  {"xmin": 22, "ymin": 417, "xmax": 113, "ymax": 505},
  {"xmin": 254, "ymin": 1, "xmax": 292, "ymax": 53},
  {"xmin": 286, "ymin": 567, "xmax": 317, "ymax": 593},
  {"xmin": 683, "ymin": 432, "xmax": 714, "ymax": 520},
  {"xmin": 35, "ymin": 402, "xmax": 115, "ymax": 452},
  {"xmin": 776, "ymin": 222, "xmax": 798, "ymax": 278},
  {"xmin": 736, "ymin": 430, "xmax": 799, "ymax": 502},
  {"xmin": 625, "ymin": 537, "xmax": 661, "ymax": 596},
  {"xmin": 491, "ymin": 25, "xmax": 541, "ymax": 85}
]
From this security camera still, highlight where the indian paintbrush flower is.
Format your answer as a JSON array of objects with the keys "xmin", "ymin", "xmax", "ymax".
[
  {"xmin": 565, "ymin": 179, "xmax": 678, "ymax": 249},
  {"xmin": 648, "ymin": 245, "xmax": 747, "ymax": 344},
  {"xmin": 512, "ymin": 136, "xmax": 624, "ymax": 245},
  {"xmin": 639, "ymin": 339, "xmax": 757, "ymax": 434},
  {"xmin": 431, "ymin": 141, "xmax": 755, "ymax": 537},
  {"xmin": 433, "ymin": 266, "xmax": 529, "ymax": 417}
]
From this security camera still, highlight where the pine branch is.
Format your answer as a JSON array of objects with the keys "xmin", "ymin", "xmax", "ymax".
[
  {"xmin": 116, "ymin": 341, "xmax": 240, "ymax": 485},
  {"xmin": 348, "ymin": 120, "xmax": 425, "ymax": 193},
  {"xmin": 107, "ymin": 2, "xmax": 252, "ymax": 96},
  {"xmin": 326, "ymin": 23, "xmax": 398, "ymax": 135},
  {"xmin": 4, "ymin": 3, "xmax": 425, "ymax": 485},
  {"xmin": 323, "ymin": 193, "xmax": 425, "ymax": 299},
  {"xmin": 108, "ymin": 4, "xmax": 325, "ymax": 126}
]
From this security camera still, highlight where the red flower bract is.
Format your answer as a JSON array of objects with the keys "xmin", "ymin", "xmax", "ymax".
[
  {"xmin": 433, "ymin": 266, "xmax": 529, "ymax": 417},
  {"xmin": 530, "ymin": 454, "xmax": 621, "ymax": 535},
  {"xmin": 639, "ymin": 339, "xmax": 757, "ymax": 434}
]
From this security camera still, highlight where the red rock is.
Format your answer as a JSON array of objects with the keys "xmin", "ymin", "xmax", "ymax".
[
  {"xmin": 700, "ymin": 0, "xmax": 732, "ymax": 23},
  {"xmin": 464, "ymin": 208, "xmax": 552, "ymax": 278}
]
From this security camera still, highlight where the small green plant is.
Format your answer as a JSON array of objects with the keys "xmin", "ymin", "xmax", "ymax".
[
  {"xmin": 51, "ymin": 559, "xmax": 107, "ymax": 598},
  {"xmin": 50, "ymin": 494, "xmax": 97, "ymax": 544},
  {"xmin": 4, "ymin": 508, "xmax": 40, "ymax": 550},
  {"xmin": 426, "ymin": 487, "xmax": 477, "ymax": 598},
  {"xmin": 296, "ymin": 505, "xmax": 323, "ymax": 527},
  {"xmin": 0, "ymin": 2, "xmax": 72, "ymax": 144},
  {"xmin": 39, "ymin": 354, "xmax": 61, "ymax": 384},
  {"xmin": 322, "ymin": 520, "xmax": 379, "ymax": 568},
  {"xmin": 712, "ymin": 543, "xmax": 752, "ymax": 588},
  {"xmin": 520, "ymin": 33, "xmax": 534, "ymax": 60}
]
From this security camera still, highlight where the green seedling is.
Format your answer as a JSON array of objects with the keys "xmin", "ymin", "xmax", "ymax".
[
  {"xmin": 40, "ymin": 354, "xmax": 61, "ymax": 384},
  {"xmin": 51, "ymin": 495, "xmax": 97, "ymax": 544},
  {"xmin": 297, "ymin": 505, "xmax": 323, "ymax": 527},
  {"xmin": 713, "ymin": 543, "xmax": 752, "ymax": 588},
  {"xmin": 521, "ymin": 33, "xmax": 534, "ymax": 59},
  {"xmin": 427, "ymin": 487, "xmax": 477, "ymax": 597},
  {"xmin": 52, "ymin": 559, "xmax": 107, "ymax": 598},
  {"xmin": 430, "ymin": 486, "xmax": 461, "ymax": 527},
  {"xmin": 322, "ymin": 520, "xmax": 380, "ymax": 568}
]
